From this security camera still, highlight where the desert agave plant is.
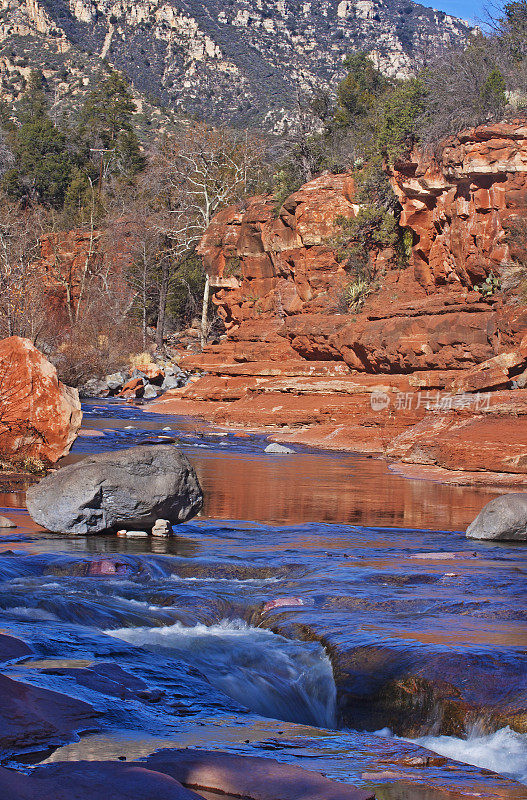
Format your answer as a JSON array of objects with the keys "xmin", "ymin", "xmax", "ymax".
[{"xmin": 346, "ymin": 277, "xmax": 372, "ymax": 310}]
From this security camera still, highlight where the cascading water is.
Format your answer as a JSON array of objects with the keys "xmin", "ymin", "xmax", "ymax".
[
  {"xmin": 413, "ymin": 727, "xmax": 527, "ymax": 784},
  {"xmin": 108, "ymin": 618, "xmax": 337, "ymax": 729}
]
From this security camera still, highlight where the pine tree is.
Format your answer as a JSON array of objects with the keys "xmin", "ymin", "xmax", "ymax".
[
  {"xmin": 2, "ymin": 71, "xmax": 75, "ymax": 206},
  {"xmin": 80, "ymin": 71, "xmax": 146, "ymax": 180}
]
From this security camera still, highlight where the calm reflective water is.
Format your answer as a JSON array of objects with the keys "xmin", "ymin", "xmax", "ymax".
[{"xmin": 0, "ymin": 400, "xmax": 525, "ymax": 798}]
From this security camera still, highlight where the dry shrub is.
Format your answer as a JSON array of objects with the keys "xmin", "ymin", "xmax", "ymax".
[
  {"xmin": 129, "ymin": 352, "xmax": 153, "ymax": 370},
  {"xmin": 51, "ymin": 314, "xmax": 144, "ymax": 387}
]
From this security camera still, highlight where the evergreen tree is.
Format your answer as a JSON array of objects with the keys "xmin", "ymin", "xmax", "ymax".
[
  {"xmin": 335, "ymin": 53, "xmax": 389, "ymax": 127},
  {"xmin": 80, "ymin": 71, "xmax": 146, "ymax": 180},
  {"xmin": 480, "ymin": 67, "xmax": 507, "ymax": 113},
  {"xmin": 2, "ymin": 71, "xmax": 75, "ymax": 207}
]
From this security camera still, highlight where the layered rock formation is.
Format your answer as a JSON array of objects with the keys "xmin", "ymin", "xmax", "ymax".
[
  {"xmin": 389, "ymin": 121, "xmax": 527, "ymax": 289},
  {"xmin": 156, "ymin": 121, "xmax": 527, "ymax": 484},
  {"xmin": 1, "ymin": 0, "xmax": 473, "ymax": 130},
  {"xmin": 0, "ymin": 336, "xmax": 82, "ymax": 465}
]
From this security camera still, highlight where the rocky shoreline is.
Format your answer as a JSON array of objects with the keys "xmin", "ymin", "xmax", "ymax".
[
  {"xmin": 147, "ymin": 386, "xmax": 527, "ymax": 488},
  {"xmin": 146, "ymin": 120, "xmax": 527, "ymax": 489}
]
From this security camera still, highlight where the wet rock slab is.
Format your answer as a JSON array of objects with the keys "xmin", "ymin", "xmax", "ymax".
[
  {"xmin": 140, "ymin": 749, "xmax": 375, "ymax": 800},
  {"xmin": 0, "ymin": 762, "xmax": 202, "ymax": 800},
  {"xmin": 0, "ymin": 673, "xmax": 98, "ymax": 756}
]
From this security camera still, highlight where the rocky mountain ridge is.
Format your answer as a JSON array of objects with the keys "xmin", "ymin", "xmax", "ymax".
[{"xmin": 1, "ymin": 0, "xmax": 474, "ymax": 129}]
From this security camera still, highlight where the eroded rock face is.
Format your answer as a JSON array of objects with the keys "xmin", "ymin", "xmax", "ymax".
[
  {"xmin": 0, "ymin": 336, "xmax": 82, "ymax": 465},
  {"xmin": 198, "ymin": 124, "xmax": 527, "ymax": 375},
  {"xmin": 466, "ymin": 493, "xmax": 527, "ymax": 540},
  {"xmin": 169, "ymin": 121, "xmax": 527, "ymax": 482},
  {"xmin": 389, "ymin": 121, "xmax": 527, "ymax": 288},
  {"xmin": 26, "ymin": 445, "xmax": 203, "ymax": 534}
]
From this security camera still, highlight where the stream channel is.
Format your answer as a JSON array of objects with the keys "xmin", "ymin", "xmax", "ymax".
[{"xmin": 0, "ymin": 399, "xmax": 526, "ymax": 799}]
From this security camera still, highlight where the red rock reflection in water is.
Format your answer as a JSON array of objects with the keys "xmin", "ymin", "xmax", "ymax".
[{"xmin": 191, "ymin": 451, "xmax": 500, "ymax": 530}]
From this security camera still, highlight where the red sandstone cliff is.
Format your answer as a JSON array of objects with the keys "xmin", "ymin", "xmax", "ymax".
[{"xmin": 152, "ymin": 121, "xmax": 527, "ymax": 483}]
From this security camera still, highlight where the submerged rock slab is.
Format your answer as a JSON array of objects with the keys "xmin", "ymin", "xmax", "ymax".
[
  {"xmin": 0, "ymin": 633, "xmax": 33, "ymax": 664},
  {"xmin": 141, "ymin": 748, "xmax": 375, "ymax": 800},
  {"xmin": 0, "ymin": 762, "xmax": 203, "ymax": 800},
  {"xmin": 467, "ymin": 493, "xmax": 527, "ymax": 540},
  {"xmin": 26, "ymin": 445, "xmax": 203, "ymax": 534}
]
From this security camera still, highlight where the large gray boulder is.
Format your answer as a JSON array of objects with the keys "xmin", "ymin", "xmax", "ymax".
[
  {"xmin": 26, "ymin": 445, "xmax": 202, "ymax": 534},
  {"xmin": 466, "ymin": 493, "xmax": 527, "ymax": 541}
]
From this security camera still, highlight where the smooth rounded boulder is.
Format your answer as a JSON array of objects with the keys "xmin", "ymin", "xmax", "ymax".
[
  {"xmin": 0, "ymin": 336, "xmax": 81, "ymax": 464},
  {"xmin": 466, "ymin": 493, "xmax": 527, "ymax": 541},
  {"xmin": 26, "ymin": 445, "xmax": 203, "ymax": 534}
]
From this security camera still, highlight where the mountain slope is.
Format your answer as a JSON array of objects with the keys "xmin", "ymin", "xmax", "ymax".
[{"xmin": 1, "ymin": 0, "xmax": 474, "ymax": 129}]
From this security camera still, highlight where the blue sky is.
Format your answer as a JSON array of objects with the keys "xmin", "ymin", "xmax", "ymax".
[{"xmin": 422, "ymin": 0, "xmax": 496, "ymax": 24}]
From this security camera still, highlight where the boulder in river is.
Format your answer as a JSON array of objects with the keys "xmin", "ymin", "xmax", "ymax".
[
  {"xmin": 26, "ymin": 445, "xmax": 203, "ymax": 534},
  {"xmin": 264, "ymin": 443, "xmax": 295, "ymax": 454},
  {"xmin": 466, "ymin": 493, "xmax": 527, "ymax": 541}
]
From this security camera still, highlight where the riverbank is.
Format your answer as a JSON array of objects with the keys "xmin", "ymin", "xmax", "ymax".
[{"xmin": 146, "ymin": 380, "xmax": 527, "ymax": 488}]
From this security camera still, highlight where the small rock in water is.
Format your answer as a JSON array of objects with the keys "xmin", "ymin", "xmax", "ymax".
[
  {"xmin": 0, "ymin": 516, "xmax": 16, "ymax": 528},
  {"xmin": 162, "ymin": 426, "xmax": 172, "ymax": 431},
  {"xmin": 264, "ymin": 443, "xmax": 295, "ymax": 454},
  {"xmin": 410, "ymin": 551, "xmax": 477, "ymax": 560},
  {"xmin": 466, "ymin": 493, "xmax": 527, "ymax": 541},
  {"xmin": 262, "ymin": 597, "xmax": 304, "ymax": 613},
  {"xmin": 125, "ymin": 530, "xmax": 149, "ymax": 538},
  {"xmin": 152, "ymin": 518, "xmax": 171, "ymax": 537}
]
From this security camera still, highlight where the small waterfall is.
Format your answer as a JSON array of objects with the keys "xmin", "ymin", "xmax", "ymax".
[
  {"xmin": 412, "ymin": 727, "xmax": 527, "ymax": 785},
  {"xmin": 108, "ymin": 618, "xmax": 336, "ymax": 728}
]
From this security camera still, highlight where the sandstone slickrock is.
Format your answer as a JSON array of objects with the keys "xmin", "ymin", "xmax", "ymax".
[
  {"xmin": 466, "ymin": 493, "xmax": 527, "ymax": 540},
  {"xmin": 328, "ymin": 643, "xmax": 527, "ymax": 736},
  {"xmin": 0, "ymin": 336, "xmax": 82, "ymax": 465},
  {"xmin": 140, "ymin": 749, "xmax": 375, "ymax": 800},
  {"xmin": 0, "ymin": 762, "xmax": 203, "ymax": 800},
  {"xmin": 0, "ymin": 633, "xmax": 33, "ymax": 664},
  {"xmin": 26, "ymin": 445, "xmax": 203, "ymax": 534},
  {"xmin": 0, "ymin": 673, "xmax": 98, "ymax": 756}
]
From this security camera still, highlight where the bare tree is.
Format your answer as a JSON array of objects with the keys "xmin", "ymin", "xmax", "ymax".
[
  {"xmin": 0, "ymin": 196, "xmax": 49, "ymax": 342},
  {"xmin": 143, "ymin": 123, "xmax": 267, "ymax": 347}
]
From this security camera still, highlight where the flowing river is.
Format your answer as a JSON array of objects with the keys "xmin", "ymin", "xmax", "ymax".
[{"xmin": 0, "ymin": 400, "xmax": 526, "ymax": 799}]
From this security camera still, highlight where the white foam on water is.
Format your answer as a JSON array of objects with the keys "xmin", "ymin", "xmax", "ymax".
[
  {"xmin": 107, "ymin": 618, "xmax": 336, "ymax": 728},
  {"xmin": 413, "ymin": 727, "xmax": 527, "ymax": 784}
]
